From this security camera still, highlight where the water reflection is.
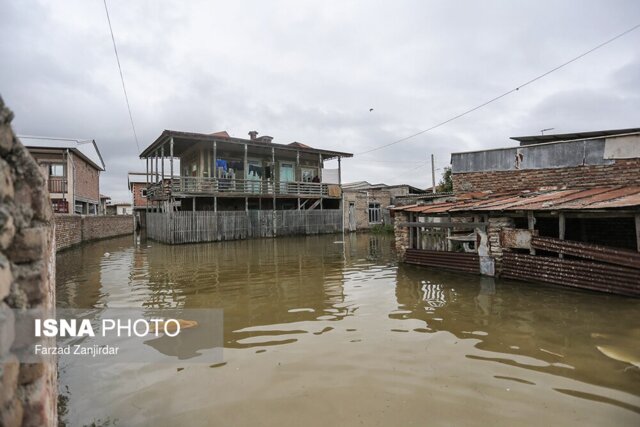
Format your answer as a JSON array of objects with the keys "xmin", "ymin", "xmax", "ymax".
[{"xmin": 394, "ymin": 264, "xmax": 640, "ymax": 399}]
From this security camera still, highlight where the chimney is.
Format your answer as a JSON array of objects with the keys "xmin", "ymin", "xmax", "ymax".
[{"xmin": 248, "ymin": 130, "xmax": 258, "ymax": 140}]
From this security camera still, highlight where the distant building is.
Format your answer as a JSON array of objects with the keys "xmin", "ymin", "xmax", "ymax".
[
  {"xmin": 342, "ymin": 181, "xmax": 427, "ymax": 231},
  {"xmin": 106, "ymin": 202, "xmax": 132, "ymax": 216},
  {"xmin": 127, "ymin": 172, "xmax": 151, "ymax": 211},
  {"xmin": 20, "ymin": 135, "xmax": 105, "ymax": 215},
  {"xmin": 99, "ymin": 194, "xmax": 111, "ymax": 215},
  {"xmin": 393, "ymin": 127, "xmax": 640, "ymax": 297}
]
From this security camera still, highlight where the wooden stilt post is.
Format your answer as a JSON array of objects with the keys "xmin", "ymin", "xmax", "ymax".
[
  {"xmin": 145, "ymin": 157, "xmax": 149, "ymax": 212},
  {"xmin": 272, "ymin": 146, "xmax": 276, "ymax": 237}
]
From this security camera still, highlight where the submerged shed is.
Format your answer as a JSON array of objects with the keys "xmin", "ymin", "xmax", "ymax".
[{"xmin": 393, "ymin": 128, "xmax": 640, "ymax": 297}]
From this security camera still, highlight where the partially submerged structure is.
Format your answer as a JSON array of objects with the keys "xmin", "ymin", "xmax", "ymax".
[
  {"xmin": 140, "ymin": 130, "xmax": 352, "ymax": 243},
  {"xmin": 20, "ymin": 135, "xmax": 105, "ymax": 214},
  {"xmin": 393, "ymin": 128, "xmax": 640, "ymax": 297},
  {"xmin": 342, "ymin": 181, "xmax": 427, "ymax": 231}
]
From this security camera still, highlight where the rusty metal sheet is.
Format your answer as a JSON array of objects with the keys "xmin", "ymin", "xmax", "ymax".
[
  {"xmin": 531, "ymin": 236, "xmax": 640, "ymax": 269},
  {"xmin": 579, "ymin": 188, "xmax": 640, "ymax": 209},
  {"xmin": 405, "ymin": 249, "xmax": 480, "ymax": 274},
  {"xmin": 394, "ymin": 186, "xmax": 640, "ymax": 214},
  {"xmin": 485, "ymin": 189, "xmax": 579, "ymax": 211},
  {"xmin": 556, "ymin": 186, "xmax": 640, "ymax": 209},
  {"xmin": 501, "ymin": 229, "xmax": 537, "ymax": 249},
  {"xmin": 502, "ymin": 252, "xmax": 640, "ymax": 297},
  {"xmin": 518, "ymin": 187, "xmax": 615, "ymax": 210},
  {"xmin": 449, "ymin": 194, "xmax": 523, "ymax": 211}
]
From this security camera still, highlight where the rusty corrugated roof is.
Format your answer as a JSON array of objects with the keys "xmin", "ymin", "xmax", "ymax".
[{"xmin": 393, "ymin": 186, "xmax": 640, "ymax": 214}]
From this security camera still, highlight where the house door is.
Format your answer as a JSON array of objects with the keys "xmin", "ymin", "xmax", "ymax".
[
  {"xmin": 348, "ymin": 202, "xmax": 356, "ymax": 232},
  {"xmin": 279, "ymin": 162, "xmax": 294, "ymax": 193}
]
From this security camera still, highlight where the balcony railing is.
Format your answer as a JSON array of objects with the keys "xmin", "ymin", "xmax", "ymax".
[
  {"xmin": 48, "ymin": 178, "xmax": 68, "ymax": 193},
  {"xmin": 147, "ymin": 177, "xmax": 336, "ymax": 199}
]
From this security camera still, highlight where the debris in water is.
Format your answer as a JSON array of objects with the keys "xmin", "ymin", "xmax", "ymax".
[
  {"xmin": 540, "ymin": 348, "xmax": 564, "ymax": 358},
  {"xmin": 597, "ymin": 345, "xmax": 640, "ymax": 368}
]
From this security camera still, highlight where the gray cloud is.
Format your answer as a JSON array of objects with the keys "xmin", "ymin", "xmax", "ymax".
[{"xmin": 1, "ymin": 0, "xmax": 639, "ymax": 200}]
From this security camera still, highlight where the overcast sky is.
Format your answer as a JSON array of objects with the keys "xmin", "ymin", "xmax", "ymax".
[{"xmin": 1, "ymin": 0, "xmax": 639, "ymax": 202}]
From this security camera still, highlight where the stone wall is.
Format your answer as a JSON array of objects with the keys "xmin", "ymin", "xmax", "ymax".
[
  {"xmin": 452, "ymin": 158, "xmax": 640, "ymax": 193},
  {"xmin": 393, "ymin": 211, "xmax": 409, "ymax": 260},
  {"xmin": 55, "ymin": 214, "xmax": 133, "ymax": 251},
  {"xmin": 486, "ymin": 217, "xmax": 516, "ymax": 275},
  {"xmin": 0, "ymin": 97, "xmax": 57, "ymax": 426}
]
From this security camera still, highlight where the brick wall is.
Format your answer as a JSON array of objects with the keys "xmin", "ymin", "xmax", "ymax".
[
  {"xmin": 54, "ymin": 214, "xmax": 133, "ymax": 251},
  {"xmin": 131, "ymin": 182, "xmax": 148, "ymax": 209},
  {"xmin": 0, "ymin": 96, "xmax": 57, "ymax": 426},
  {"xmin": 452, "ymin": 158, "xmax": 640, "ymax": 193},
  {"xmin": 72, "ymin": 152, "xmax": 99, "ymax": 202}
]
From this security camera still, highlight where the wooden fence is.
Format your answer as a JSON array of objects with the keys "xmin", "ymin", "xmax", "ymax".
[{"xmin": 146, "ymin": 209, "xmax": 343, "ymax": 244}]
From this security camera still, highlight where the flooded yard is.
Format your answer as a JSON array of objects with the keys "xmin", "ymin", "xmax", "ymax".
[{"xmin": 56, "ymin": 233, "xmax": 640, "ymax": 426}]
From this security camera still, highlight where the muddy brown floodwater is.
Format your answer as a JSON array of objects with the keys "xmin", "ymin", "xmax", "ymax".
[{"xmin": 56, "ymin": 233, "xmax": 640, "ymax": 426}]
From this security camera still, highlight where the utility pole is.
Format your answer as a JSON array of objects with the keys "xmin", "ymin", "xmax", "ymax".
[{"xmin": 431, "ymin": 154, "xmax": 436, "ymax": 194}]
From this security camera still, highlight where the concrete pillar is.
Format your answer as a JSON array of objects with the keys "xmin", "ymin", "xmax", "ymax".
[{"xmin": 527, "ymin": 211, "xmax": 536, "ymax": 255}]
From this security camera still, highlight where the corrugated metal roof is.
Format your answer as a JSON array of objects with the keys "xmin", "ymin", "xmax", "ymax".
[
  {"xmin": 394, "ymin": 186, "xmax": 640, "ymax": 214},
  {"xmin": 510, "ymin": 127, "xmax": 640, "ymax": 145},
  {"xmin": 19, "ymin": 135, "xmax": 105, "ymax": 171}
]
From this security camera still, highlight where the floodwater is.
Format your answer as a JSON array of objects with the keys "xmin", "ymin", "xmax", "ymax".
[{"xmin": 56, "ymin": 233, "xmax": 640, "ymax": 426}]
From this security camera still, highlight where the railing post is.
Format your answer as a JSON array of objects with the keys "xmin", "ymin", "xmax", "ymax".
[
  {"xmin": 213, "ymin": 140, "xmax": 217, "ymax": 177},
  {"xmin": 170, "ymin": 137, "xmax": 174, "ymax": 203},
  {"xmin": 244, "ymin": 143, "xmax": 248, "ymax": 184},
  {"xmin": 161, "ymin": 145, "xmax": 165, "ymax": 184}
]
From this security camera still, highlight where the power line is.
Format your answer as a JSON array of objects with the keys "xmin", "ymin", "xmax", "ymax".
[
  {"xmin": 357, "ymin": 22, "xmax": 640, "ymax": 156},
  {"xmin": 103, "ymin": 0, "xmax": 141, "ymax": 154}
]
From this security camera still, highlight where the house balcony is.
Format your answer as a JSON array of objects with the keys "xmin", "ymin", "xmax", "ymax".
[
  {"xmin": 147, "ymin": 176, "xmax": 340, "ymax": 200},
  {"xmin": 48, "ymin": 178, "xmax": 68, "ymax": 193}
]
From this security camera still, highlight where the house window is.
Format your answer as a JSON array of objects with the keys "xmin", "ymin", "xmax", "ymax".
[
  {"xmin": 368, "ymin": 202, "xmax": 381, "ymax": 223},
  {"xmin": 141, "ymin": 188, "xmax": 147, "ymax": 198},
  {"xmin": 49, "ymin": 164, "xmax": 64, "ymax": 177},
  {"xmin": 301, "ymin": 168, "xmax": 317, "ymax": 183}
]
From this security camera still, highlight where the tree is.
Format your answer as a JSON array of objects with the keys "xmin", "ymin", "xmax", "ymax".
[{"xmin": 437, "ymin": 167, "xmax": 453, "ymax": 193}]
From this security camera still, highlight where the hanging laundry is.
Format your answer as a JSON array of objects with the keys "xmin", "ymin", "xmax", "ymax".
[{"xmin": 216, "ymin": 159, "xmax": 228, "ymax": 171}]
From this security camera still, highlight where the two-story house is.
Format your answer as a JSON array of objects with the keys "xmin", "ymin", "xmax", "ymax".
[
  {"xmin": 139, "ymin": 129, "xmax": 352, "ymax": 243},
  {"xmin": 20, "ymin": 136, "xmax": 105, "ymax": 214}
]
